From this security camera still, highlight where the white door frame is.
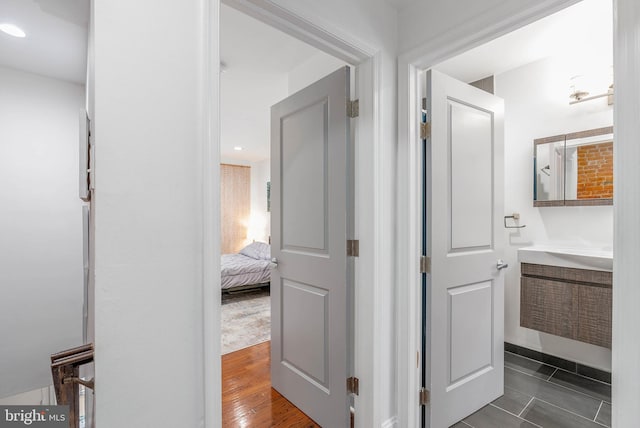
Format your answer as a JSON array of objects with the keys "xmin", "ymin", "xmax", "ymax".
[
  {"xmin": 213, "ymin": 1, "xmax": 383, "ymax": 426},
  {"xmin": 395, "ymin": 1, "xmax": 587, "ymax": 426}
]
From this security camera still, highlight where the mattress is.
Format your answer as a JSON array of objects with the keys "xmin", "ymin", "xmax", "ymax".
[{"xmin": 221, "ymin": 253, "xmax": 271, "ymax": 290}]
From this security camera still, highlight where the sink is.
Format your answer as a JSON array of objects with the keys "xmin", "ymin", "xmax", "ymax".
[{"xmin": 518, "ymin": 246, "xmax": 613, "ymax": 272}]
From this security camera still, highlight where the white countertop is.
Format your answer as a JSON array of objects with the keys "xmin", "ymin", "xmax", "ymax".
[{"xmin": 517, "ymin": 246, "xmax": 613, "ymax": 272}]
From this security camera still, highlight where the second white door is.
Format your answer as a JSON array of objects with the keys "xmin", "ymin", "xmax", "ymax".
[
  {"xmin": 270, "ymin": 66, "xmax": 353, "ymax": 427},
  {"xmin": 423, "ymin": 69, "xmax": 506, "ymax": 427}
]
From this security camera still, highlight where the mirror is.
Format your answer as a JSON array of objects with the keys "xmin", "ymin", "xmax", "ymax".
[
  {"xmin": 534, "ymin": 126, "xmax": 613, "ymax": 207},
  {"xmin": 534, "ymin": 139, "xmax": 565, "ymax": 203}
]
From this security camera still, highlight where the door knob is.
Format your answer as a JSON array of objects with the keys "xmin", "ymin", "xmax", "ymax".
[
  {"xmin": 270, "ymin": 258, "xmax": 278, "ymax": 268},
  {"xmin": 497, "ymin": 259, "xmax": 509, "ymax": 270}
]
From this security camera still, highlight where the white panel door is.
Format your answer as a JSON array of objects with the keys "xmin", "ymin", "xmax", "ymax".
[
  {"xmin": 424, "ymin": 69, "xmax": 505, "ymax": 427},
  {"xmin": 271, "ymin": 66, "xmax": 351, "ymax": 427}
]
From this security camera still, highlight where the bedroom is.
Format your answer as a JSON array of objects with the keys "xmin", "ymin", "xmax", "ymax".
[{"xmin": 218, "ymin": 5, "xmax": 348, "ymax": 418}]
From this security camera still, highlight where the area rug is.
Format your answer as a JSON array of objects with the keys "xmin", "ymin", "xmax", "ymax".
[{"xmin": 221, "ymin": 289, "xmax": 271, "ymax": 354}]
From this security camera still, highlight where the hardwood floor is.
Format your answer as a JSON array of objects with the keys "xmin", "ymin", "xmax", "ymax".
[{"xmin": 222, "ymin": 341, "xmax": 321, "ymax": 427}]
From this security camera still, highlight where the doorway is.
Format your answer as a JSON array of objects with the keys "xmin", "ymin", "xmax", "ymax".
[
  {"xmin": 399, "ymin": 0, "xmax": 614, "ymax": 426},
  {"xmin": 219, "ymin": 3, "xmax": 360, "ymax": 425}
]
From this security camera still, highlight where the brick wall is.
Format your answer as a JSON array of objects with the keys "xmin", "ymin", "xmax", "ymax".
[{"xmin": 577, "ymin": 142, "xmax": 613, "ymax": 199}]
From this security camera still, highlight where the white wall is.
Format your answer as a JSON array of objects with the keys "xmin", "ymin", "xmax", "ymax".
[
  {"xmin": 495, "ymin": 56, "xmax": 613, "ymax": 370},
  {"xmin": 92, "ymin": 0, "xmax": 217, "ymax": 426},
  {"xmin": 0, "ymin": 66, "xmax": 84, "ymax": 398},
  {"xmin": 287, "ymin": 51, "xmax": 347, "ymax": 94},
  {"xmin": 220, "ymin": 70, "xmax": 287, "ymax": 162},
  {"xmin": 248, "ymin": 159, "xmax": 270, "ymax": 244},
  {"xmin": 0, "ymin": 386, "xmax": 56, "ymax": 406}
]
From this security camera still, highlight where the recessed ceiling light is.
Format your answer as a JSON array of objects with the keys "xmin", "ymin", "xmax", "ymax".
[
  {"xmin": 0, "ymin": 23, "xmax": 26, "ymax": 38},
  {"xmin": 233, "ymin": 146, "xmax": 243, "ymax": 151}
]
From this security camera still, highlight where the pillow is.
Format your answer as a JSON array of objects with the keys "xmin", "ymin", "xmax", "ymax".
[{"xmin": 239, "ymin": 241, "xmax": 271, "ymax": 260}]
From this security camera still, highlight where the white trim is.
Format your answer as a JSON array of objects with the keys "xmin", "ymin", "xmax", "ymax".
[
  {"xmin": 396, "ymin": 1, "xmax": 592, "ymax": 426},
  {"xmin": 217, "ymin": 2, "xmax": 383, "ymax": 426},
  {"xmin": 612, "ymin": 0, "xmax": 640, "ymax": 425},
  {"xmin": 368, "ymin": 51, "xmax": 384, "ymax": 428},
  {"xmin": 352, "ymin": 55, "xmax": 378, "ymax": 428},
  {"xmin": 200, "ymin": 0, "xmax": 220, "ymax": 427},
  {"xmin": 399, "ymin": 0, "xmax": 581, "ymax": 69},
  {"xmin": 396, "ymin": 60, "xmax": 422, "ymax": 428},
  {"xmin": 221, "ymin": 0, "xmax": 375, "ymax": 63}
]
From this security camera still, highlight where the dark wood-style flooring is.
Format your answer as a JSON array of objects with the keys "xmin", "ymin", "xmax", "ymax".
[{"xmin": 222, "ymin": 341, "xmax": 321, "ymax": 427}]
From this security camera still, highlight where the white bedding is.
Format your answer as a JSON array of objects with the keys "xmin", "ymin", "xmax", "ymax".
[{"xmin": 221, "ymin": 243, "xmax": 271, "ymax": 290}]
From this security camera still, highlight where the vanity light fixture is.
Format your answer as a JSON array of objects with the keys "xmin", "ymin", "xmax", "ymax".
[
  {"xmin": 0, "ymin": 23, "xmax": 26, "ymax": 38},
  {"xmin": 569, "ymin": 74, "xmax": 614, "ymax": 105},
  {"xmin": 233, "ymin": 146, "xmax": 243, "ymax": 151}
]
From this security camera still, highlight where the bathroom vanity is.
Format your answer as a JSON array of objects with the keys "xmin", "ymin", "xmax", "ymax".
[{"xmin": 518, "ymin": 247, "xmax": 613, "ymax": 349}]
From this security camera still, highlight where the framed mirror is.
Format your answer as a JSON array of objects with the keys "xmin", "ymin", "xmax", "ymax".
[{"xmin": 534, "ymin": 126, "xmax": 613, "ymax": 207}]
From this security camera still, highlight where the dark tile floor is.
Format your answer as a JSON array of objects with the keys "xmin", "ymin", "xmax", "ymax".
[{"xmin": 451, "ymin": 351, "xmax": 611, "ymax": 428}]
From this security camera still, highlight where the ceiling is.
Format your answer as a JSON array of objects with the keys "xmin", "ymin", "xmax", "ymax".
[
  {"xmin": 0, "ymin": 0, "xmax": 88, "ymax": 84},
  {"xmin": 435, "ymin": 0, "xmax": 612, "ymax": 84}
]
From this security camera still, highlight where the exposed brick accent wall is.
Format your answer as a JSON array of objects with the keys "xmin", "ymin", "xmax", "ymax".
[{"xmin": 577, "ymin": 142, "xmax": 613, "ymax": 199}]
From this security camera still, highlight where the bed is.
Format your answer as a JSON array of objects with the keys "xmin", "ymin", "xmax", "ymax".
[{"xmin": 221, "ymin": 241, "xmax": 271, "ymax": 291}]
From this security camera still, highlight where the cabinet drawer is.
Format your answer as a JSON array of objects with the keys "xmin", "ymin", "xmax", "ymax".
[
  {"xmin": 520, "ymin": 277, "xmax": 578, "ymax": 341},
  {"xmin": 521, "ymin": 263, "xmax": 612, "ymax": 286}
]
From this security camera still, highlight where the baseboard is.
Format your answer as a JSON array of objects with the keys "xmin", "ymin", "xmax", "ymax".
[
  {"xmin": 381, "ymin": 416, "xmax": 399, "ymax": 428},
  {"xmin": 0, "ymin": 385, "xmax": 56, "ymax": 406},
  {"xmin": 505, "ymin": 342, "xmax": 611, "ymax": 384}
]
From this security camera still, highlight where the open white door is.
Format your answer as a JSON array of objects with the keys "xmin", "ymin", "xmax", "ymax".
[
  {"xmin": 423, "ymin": 69, "xmax": 505, "ymax": 427},
  {"xmin": 270, "ymin": 66, "xmax": 352, "ymax": 427}
]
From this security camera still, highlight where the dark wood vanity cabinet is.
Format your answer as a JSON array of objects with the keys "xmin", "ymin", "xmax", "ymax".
[{"xmin": 520, "ymin": 263, "xmax": 612, "ymax": 348}]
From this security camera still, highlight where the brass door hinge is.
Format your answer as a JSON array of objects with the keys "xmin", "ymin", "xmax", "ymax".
[
  {"xmin": 420, "ymin": 387, "xmax": 430, "ymax": 405},
  {"xmin": 347, "ymin": 99, "xmax": 359, "ymax": 118},
  {"xmin": 347, "ymin": 240, "xmax": 359, "ymax": 257},
  {"xmin": 347, "ymin": 377, "xmax": 359, "ymax": 395},
  {"xmin": 420, "ymin": 122, "xmax": 431, "ymax": 140},
  {"xmin": 420, "ymin": 256, "xmax": 431, "ymax": 274}
]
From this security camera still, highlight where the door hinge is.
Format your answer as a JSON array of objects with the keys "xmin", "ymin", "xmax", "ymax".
[
  {"xmin": 347, "ymin": 99, "xmax": 359, "ymax": 118},
  {"xmin": 420, "ymin": 122, "xmax": 431, "ymax": 139},
  {"xmin": 419, "ymin": 387, "xmax": 430, "ymax": 405},
  {"xmin": 347, "ymin": 377, "xmax": 359, "ymax": 395},
  {"xmin": 420, "ymin": 255, "xmax": 431, "ymax": 274},
  {"xmin": 347, "ymin": 239, "xmax": 359, "ymax": 257}
]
